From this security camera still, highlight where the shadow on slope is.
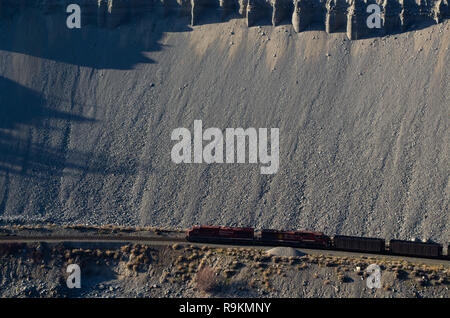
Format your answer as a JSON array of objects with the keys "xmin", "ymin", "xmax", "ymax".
[
  {"xmin": 0, "ymin": 4, "xmax": 447, "ymax": 69},
  {"xmin": 0, "ymin": 8, "xmax": 192, "ymax": 70},
  {"xmin": 0, "ymin": 76, "xmax": 138, "ymax": 178}
]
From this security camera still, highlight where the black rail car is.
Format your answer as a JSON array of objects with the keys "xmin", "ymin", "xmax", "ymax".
[
  {"xmin": 260, "ymin": 229, "xmax": 331, "ymax": 248},
  {"xmin": 333, "ymin": 235, "xmax": 385, "ymax": 253},
  {"xmin": 389, "ymin": 240, "xmax": 443, "ymax": 258}
]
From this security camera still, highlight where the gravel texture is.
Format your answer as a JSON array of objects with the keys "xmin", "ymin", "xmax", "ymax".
[{"xmin": 0, "ymin": 8, "xmax": 448, "ymax": 243}]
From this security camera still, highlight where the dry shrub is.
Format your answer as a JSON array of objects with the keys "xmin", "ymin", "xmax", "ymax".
[
  {"xmin": 297, "ymin": 263, "xmax": 308, "ymax": 270},
  {"xmin": 120, "ymin": 245, "xmax": 131, "ymax": 253},
  {"xmin": 194, "ymin": 265, "xmax": 219, "ymax": 293},
  {"xmin": 230, "ymin": 261, "xmax": 244, "ymax": 270},
  {"xmin": 272, "ymin": 256, "xmax": 281, "ymax": 263}
]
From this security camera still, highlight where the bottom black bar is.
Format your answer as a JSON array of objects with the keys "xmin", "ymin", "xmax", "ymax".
[{"xmin": 0, "ymin": 298, "xmax": 447, "ymax": 316}]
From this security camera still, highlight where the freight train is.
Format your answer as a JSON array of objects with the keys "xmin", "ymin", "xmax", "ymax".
[{"xmin": 186, "ymin": 226, "xmax": 449, "ymax": 259}]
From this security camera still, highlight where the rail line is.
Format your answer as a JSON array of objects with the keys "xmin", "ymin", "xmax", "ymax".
[
  {"xmin": 0, "ymin": 234, "xmax": 185, "ymax": 243},
  {"xmin": 1, "ymin": 234, "xmax": 449, "ymax": 266}
]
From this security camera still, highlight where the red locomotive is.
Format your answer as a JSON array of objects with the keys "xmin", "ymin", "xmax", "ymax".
[
  {"xmin": 186, "ymin": 225, "xmax": 254, "ymax": 243},
  {"xmin": 186, "ymin": 226, "xmax": 331, "ymax": 248}
]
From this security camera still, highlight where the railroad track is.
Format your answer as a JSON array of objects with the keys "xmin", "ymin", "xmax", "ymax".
[
  {"xmin": 0, "ymin": 234, "xmax": 185, "ymax": 243},
  {"xmin": 1, "ymin": 234, "xmax": 449, "ymax": 266}
]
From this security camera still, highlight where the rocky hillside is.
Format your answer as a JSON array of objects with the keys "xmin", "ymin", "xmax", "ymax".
[
  {"xmin": 2, "ymin": 0, "xmax": 449, "ymax": 38},
  {"xmin": 0, "ymin": 241, "xmax": 449, "ymax": 298},
  {"xmin": 0, "ymin": 2, "xmax": 448, "ymax": 244}
]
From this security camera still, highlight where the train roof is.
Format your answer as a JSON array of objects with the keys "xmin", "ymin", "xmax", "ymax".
[
  {"xmin": 261, "ymin": 229, "xmax": 326, "ymax": 236},
  {"xmin": 191, "ymin": 225, "xmax": 254, "ymax": 231},
  {"xmin": 334, "ymin": 235, "xmax": 385, "ymax": 241},
  {"xmin": 389, "ymin": 239, "xmax": 442, "ymax": 246}
]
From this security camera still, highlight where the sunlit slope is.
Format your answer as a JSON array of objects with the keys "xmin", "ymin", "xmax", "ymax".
[{"xmin": 0, "ymin": 10, "xmax": 448, "ymax": 243}]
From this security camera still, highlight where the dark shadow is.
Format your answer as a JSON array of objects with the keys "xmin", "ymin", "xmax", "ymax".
[
  {"xmin": 0, "ymin": 77, "xmax": 93, "ymax": 130},
  {"xmin": 194, "ymin": 6, "xmax": 237, "ymax": 26},
  {"xmin": 341, "ymin": 276, "xmax": 354, "ymax": 283},
  {"xmin": 0, "ymin": 2, "xmax": 447, "ymax": 66},
  {"xmin": 214, "ymin": 279, "xmax": 259, "ymax": 297},
  {"xmin": 355, "ymin": 16, "xmax": 438, "ymax": 40},
  {"xmin": 275, "ymin": 7, "xmax": 295, "ymax": 27},
  {"xmin": 395, "ymin": 269, "xmax": 409, "ymax": 280},
  {"xmin": 0, "ymin": 76, "xmax": 140, "ymax": 179},
  {"xmin": 248, "ymin": 3, "xmax": 274, "ymax": 27},
  {"xmin": 303, "ymin": 22, "xmax": 327, "ymax": 32},
  {"xmin": 61, "ymin": 261, "xmax": 118, "ymax": 298},
  {"xmin": 0, "ymin": 5, "xmax": 192, "ymax": 70},
  {"xmin": 293, "ymin": 250, "xmax": 306, "ymax": 257}
]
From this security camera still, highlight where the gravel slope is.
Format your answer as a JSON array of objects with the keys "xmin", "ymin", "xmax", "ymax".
[{"xmin": 0, "ymin": 8, "xmax": 448, "ymax": 243}]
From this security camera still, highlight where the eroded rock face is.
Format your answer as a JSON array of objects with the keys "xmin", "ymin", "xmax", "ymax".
[
  {"xmin": 326, "ymin": 0, "xmax": 348, "ymax": 33},
  {"xmin": 219, "ymin": 0, "xmax": 238, "ymax": 19},
  {"xmin": 0, "ymin": 0, "xmax": 447, "ymax": 38},
  {"xmin": 292, "ymin": 0, "xmax": 318, "ymax": 32},
  {"xmin": 271, "ymin": 0, "xmax": 292, "ymax": 26},
  {"xmin": 382, "ymin": 0, "xmax": 402, "ymax": 33}
]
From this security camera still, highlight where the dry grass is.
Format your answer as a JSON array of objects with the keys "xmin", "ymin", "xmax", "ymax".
[
  {"xmin": 297, "ymin": 263, "xmax": 308, "ymax": 270},
  {"xmin": 194, "ymin": 265, "xmax": 220, "ymax": 293}
]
